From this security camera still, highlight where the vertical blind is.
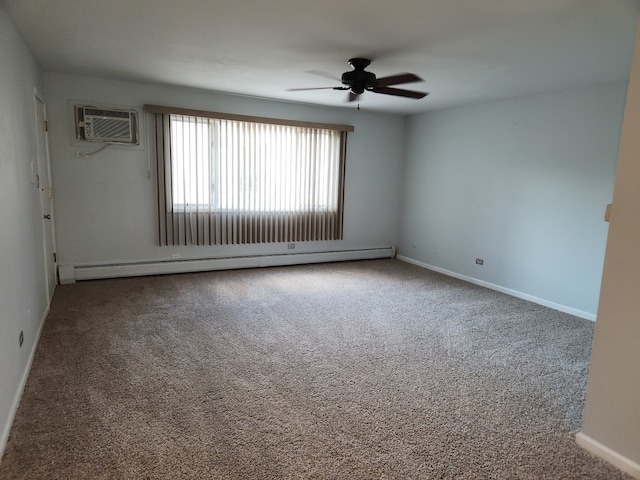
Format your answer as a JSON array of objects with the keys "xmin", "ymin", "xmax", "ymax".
[{"xmin": 146, "ymin": 105, "xmax": 352, "ymax": 246}]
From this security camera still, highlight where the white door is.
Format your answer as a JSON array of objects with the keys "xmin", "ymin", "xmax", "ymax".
[{"xmin": 35, "ymin": 94, "xmax": 57, "ymax": 301}]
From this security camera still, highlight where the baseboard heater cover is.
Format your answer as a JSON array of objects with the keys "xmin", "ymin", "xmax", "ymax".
[{"xmin": 59, "ymin": 247, "xmax": 395, "ymax": 283}]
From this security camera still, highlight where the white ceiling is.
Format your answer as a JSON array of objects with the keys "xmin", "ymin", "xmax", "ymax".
[{"xmin": 5, "ymin": 0, "xmax": 639, "ymax": 115}]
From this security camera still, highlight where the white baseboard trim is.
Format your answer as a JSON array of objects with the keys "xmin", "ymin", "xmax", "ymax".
[
  {"xmin": 576, "ymin": 432, "xmax": 640, "ymax": 479},
  {"xmin": 60, "ymin": 247, "xmax": 396, "ymax": 283},
  {"xmin": 0, "ymin": 304, "xmax": 50, "ymax": 461},
  {"xmin": 396, "ymin": 255, "xmax": 596, "ymax": 321}
]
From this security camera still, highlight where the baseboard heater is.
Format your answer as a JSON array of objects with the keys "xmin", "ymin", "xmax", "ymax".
[{"xmin": 59, "ymin": 247, "xmax": 395, "ymax": 284}]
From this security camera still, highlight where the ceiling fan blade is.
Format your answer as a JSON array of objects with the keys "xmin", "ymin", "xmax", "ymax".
[
  {"xmin": 287, "ymin": 86, "xmax": 350, "ymax": 92},
  {"xmin": 306, "ymin": 70, "xmax": 341, "ymax": 82},
  {"xmin": 374, "ymin": 73, "xmax": 423, "ymax": 87},
  {"xmin": 370, "ymin": 86, "xmax": 428, "ymax": 99},
  {"xmin": 287, "ymin": 86, "xmax": 339, "ymax": 91}
]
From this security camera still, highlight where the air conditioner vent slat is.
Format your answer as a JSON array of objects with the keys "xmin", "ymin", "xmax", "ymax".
[
  {"xmin": 84, "ymin": 108, "xmax": 130, "ymax": 119},
  {"xmin": 89, "ymin": 118, "xmax": 131, "ymax": 140}
]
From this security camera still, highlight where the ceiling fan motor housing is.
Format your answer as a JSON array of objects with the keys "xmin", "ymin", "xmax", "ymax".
[{"xmin": 342, "ymin": 58, "xmax": 377, "ymax": 94}]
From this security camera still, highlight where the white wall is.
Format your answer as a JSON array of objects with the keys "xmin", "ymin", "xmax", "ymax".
[
  {"xmin": 0, "ymin": 4, "xmax": 48, "ymax": 457},
  {"xmin": 397, "ymin": 83, "xmax": 628, "ymax": 318},
  {"xmin": 578, "ymin": 11, "xmax": 640, "ymax": 478},
  {"xmin": 42, "ymin": 73, "xmax": 405, "ymax": 269}
]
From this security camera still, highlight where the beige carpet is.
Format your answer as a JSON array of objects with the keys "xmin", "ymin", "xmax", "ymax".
[{"xmin": 0, "ymin": 259, "xmax": 632, "ymax": 479}]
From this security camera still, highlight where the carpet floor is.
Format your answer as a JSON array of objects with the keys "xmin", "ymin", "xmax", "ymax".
[{"xmin": 0, "ymin": 259, "xmax": 632, "ymax": 479}]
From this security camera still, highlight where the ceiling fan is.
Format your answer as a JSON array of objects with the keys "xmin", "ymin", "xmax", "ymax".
[{"xmin": 289, "ymin": 58, "xmax": 428, "ymax": 102}]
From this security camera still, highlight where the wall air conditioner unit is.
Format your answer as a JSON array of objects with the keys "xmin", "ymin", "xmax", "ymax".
[{"xmin": 75, "ymin": 105, "xmax": 139, "ymax": 144}]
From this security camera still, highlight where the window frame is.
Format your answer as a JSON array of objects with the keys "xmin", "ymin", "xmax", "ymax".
[{"xmin": 145, "ymin": 104, "xmax": 353, "ymax": 246}]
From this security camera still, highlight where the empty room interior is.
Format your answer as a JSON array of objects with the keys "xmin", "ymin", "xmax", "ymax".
[{"xmin": 2, "ymin": 0, "xmax": 640, "ymax": 478}]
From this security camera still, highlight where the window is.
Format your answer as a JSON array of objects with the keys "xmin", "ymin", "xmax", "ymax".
[{"xmin": 147, "ymin": 105, "xmax": 352, "ymax": 246}]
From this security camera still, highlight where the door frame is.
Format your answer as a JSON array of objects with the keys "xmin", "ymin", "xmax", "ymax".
[{"xmin": 34, "ymin": 89, "xmax": 57, "ymax": 302}]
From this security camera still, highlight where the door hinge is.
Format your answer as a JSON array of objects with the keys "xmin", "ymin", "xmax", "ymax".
[
  {"xmin": 44, "ymin": 121, "xmax": 48, "ymax": 132},
  {"xmin": 53, "ymin": 253, "xmax": 57, "ymax": 263}
]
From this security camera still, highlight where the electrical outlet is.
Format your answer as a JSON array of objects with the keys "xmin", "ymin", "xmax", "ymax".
[
  {"xmin": 19, "ymin": 331, "xmax": 24, "ymax": 347},
  {"xmin": 287, "ymin": 243, "xmax": 295, "ymax": 249},
  {"xmin": 476, "ymin": 258, "xmax": 484, "ymax": 265}
]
